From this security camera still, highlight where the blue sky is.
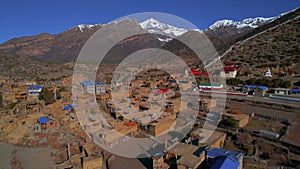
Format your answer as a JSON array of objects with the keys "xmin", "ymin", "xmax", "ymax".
[{"xmin": 0, "ymin": 0, "xmax": 299, "ymax": 43}]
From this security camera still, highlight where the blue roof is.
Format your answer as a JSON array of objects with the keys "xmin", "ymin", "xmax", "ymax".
[
  {"xmin": 37, "ymin": 117, "xmax": 51, "ymax": 124},
  {"xmin": 207, "ymin": 148, "xmax": 243, "ymax": 169},
  {"xmin": 207, "ymin": 148, "xmax": 243, "ymax": 159},
  {"xmin": 63, "ymin": 105, "xmax": 73, "ymax": 110},
  {"xmin": 81, "ymin": 80, "xmax": 104, "ymax": 86},
  {"xmin": 291, "ymin": 88, "xmax": 300, "ymax": 93},
  {"xmin": 211, "ymin": 156, "xmax": 239, "ymax": 169},
  {"xmin": 95, "ymin": 82, "xmax": 105, "ymax": 85},
  {"xmin": 28, "ymin": 85, "xmax": 43, "ymax": 89},
  {"xmin": 245, "ymin": 85, "xmax": 268, "ymax": 90},
  {"xmin": 168, "ymin": 79, "xmax": 177, "ymax": 83},
  {"xmin": 81, "ymin": 80, "xmax": 94, "ymax": 85}
]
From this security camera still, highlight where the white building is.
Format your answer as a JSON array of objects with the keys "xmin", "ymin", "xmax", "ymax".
[
  {"xmin": 221, "ymin": 63, "xmax": 237, "ymax": 78},
  {"xmin": 81, "ymin": 80, "xmax": 106, "ymax": 94},
  {"xmin": 265, "ymin": 70, "xmax": 272, "ymax": 77},
  {"xmin": 28, "ymin": 86, "xmax": 43, "ymax": 96}
]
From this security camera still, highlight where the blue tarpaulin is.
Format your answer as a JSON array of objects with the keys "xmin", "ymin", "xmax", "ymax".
[
  {"xmin": 63, "ymin": 105, "xmax": 73, "ymax": 110},
  {"xmin": 211, "ymin": 156, "xmax": 239, "ymax": 169},
  {"xmin": 168, "ymin": 79, "xmax": 177, "ymax": 83},
  {"xmin": 291, "ymin": 88, "xmax": 300, "ymax": 94},
  {"xmin": 207, "ymin": 148, "xmax": 243, "ymax": 169},
  {"xmin": 81, "ymin": 80, "xmax": 104, "ymax": 86},
  {"xmin": 37, "ymin": 117, "xmax": 51, "ymax": 124},
  {"xmin": 28, "ymin": 86, "xmax": 43, "ymax": 90},
  {"xmin": 245, "ymin": 85, "xmax": 268, "ymax": 90}
]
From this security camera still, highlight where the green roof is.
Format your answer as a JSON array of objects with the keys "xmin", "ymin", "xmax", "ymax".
[{"xmin": 199, "ymin": 83, "xmax": 222, "ymax": 87}]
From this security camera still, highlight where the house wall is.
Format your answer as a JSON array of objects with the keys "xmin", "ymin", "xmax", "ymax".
[
  {"xmin": 275, "ymin": 90, "xmax": 289, "ymax": 95},
  {"xmin": 95, "ymin": 85, "xmax": 105, "ymax": 94},
  {"xmin": 226, "ymin": 71, "xmax": 237, "ymax": 78},
  {"xmin": 238, "ymin": 157, "xmax": 243, "ymax": 169},
  {"xmin": 148, "ymin": 119, "xmax": 175, "ymax": 137},
  {"xmin": 221, "ymin": 70, "xmax": 237, "ymax": 78},
  {"xmin": 238, "ymin": 115, "xmax": 249, "ymax": 128},
  {"xmin": 83, "ymin": 157, "xmax": 103, "ymax": 169},
  {"xmin": 86, "ymin": 85, "xmax": 95, "ymax": 94},
  {"xmin": 209, "ymin": 133, "xmax": 226, "ymax": 149}
]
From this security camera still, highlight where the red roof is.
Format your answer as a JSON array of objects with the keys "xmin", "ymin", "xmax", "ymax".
[
  {"xmin": 199, "ymin": 71, "xmax": 209, "ymax": 76},
  {"xmin": 223, "ymin": 64, "xmax": 237, "ymax": 72},
  {"xmin": 190, "ymin": 69, "xmax": 209, "ymax": 76},
  {"xmin": 154, "ymin": 88, "xmax": 169, "ymax": 95},
  {"xmin": 190, "ymin": 68, "xmax": 200, "ymax": 75}
]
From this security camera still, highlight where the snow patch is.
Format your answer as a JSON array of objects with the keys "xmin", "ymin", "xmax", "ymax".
[
  {"xmin": 139, "ymin": 18, "xmax": 191, "ymax": 38},
  {"xmin": 76, "ymin": 24, "xmax": 101, "ymax": 32},
  {"xmin": 209, "ymin": 17, "xmax": 275, "ymax": 30}
]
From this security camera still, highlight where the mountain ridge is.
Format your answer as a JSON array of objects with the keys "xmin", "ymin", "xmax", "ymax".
[{"xmin": 0, "ymin": 8, "xmax": 298, "ymax": 64}]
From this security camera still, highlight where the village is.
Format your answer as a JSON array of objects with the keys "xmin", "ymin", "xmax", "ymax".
[{"xmin": 0, "ymin": 59, "xmax": 300, "ymax": 169}]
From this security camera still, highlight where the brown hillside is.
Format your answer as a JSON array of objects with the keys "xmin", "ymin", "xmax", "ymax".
[{"xmin": 222, "ymin": 16, "xmax": 300, "ymax": 77}]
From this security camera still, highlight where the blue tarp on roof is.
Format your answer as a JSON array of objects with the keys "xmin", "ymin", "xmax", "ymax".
[
  {"xmin": 211, "ymin": 156, "xmax": 239, "ymax": 169},
  {"xmin": 63, "ymin": 105, "xmax": 73, "ymax": 110},
  {"xmin": 245, "ymin": 85, "xmax": 268, "ymax": 90},
  {"xmin": 207, "ymin": 148, "xmax": 242, "ymax": 159},
  {"xmin": 37, "ymin": 117, "xmax": 51, "ymax": 124},
  {"xmin": 168, "ymin": 79, "xmax": 177, "ymax": 83},
  {"xmin": 28, "ymin": 85, "xmax": 43, "ymax": 89},
  {"xmin": 207, "ymin": 148, "xmax": 243, "ymax": 169},
  {"xmin": 291, "ymin": 88, "xmax": 300, "ymax": 93}
]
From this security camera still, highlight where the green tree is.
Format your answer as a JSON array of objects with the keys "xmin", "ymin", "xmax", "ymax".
[
  {"xmin": 38, "ymin": 88, "xmax": 55, "ymax": 105},
  {"xmin": 294, "ymin": 80, "xmax": 300, "ymax": 86},
  {"xmin": 6, "ymin": 102, "xmax": 17, "ymax": 110},
  {"xmin": 244, "ymin": 143, "xmax": 254, "ymax": 155},
  {"xmin": 222, "ymin": 117, "xmax": 239, "ymax": 129},
  {"xmin": 58, "ymin": 87, "xmax": 66, "ymax": 92}
]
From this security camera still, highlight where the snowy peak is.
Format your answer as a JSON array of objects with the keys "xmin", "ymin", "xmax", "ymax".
[
  {"xmin": 76, "ymin": 24, "xmax": 102, "ymax": 32},
  {"xmin": 209, "ymin": 17, "xmax": 275, "ymax": 30},
  {"xmin": 139, "ymin": 18, "xmax": 188, "ymax": 37}
]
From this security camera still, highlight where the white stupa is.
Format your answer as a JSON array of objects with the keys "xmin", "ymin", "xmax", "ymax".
[{"xmin": 265, "ymin": 69, "xmax": 272, "ymax": 77}]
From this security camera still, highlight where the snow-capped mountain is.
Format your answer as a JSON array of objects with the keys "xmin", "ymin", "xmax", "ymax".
[
  {"xmin": 138, "ymin": 18, "xmax": 189, "ymax": 38},
  {"xmin": 74, "ymin": 18, "xmax": 190, "ymax": 39},
  {"xmin": 1, "ymin": 7, "xmax": 298, "ymax": 64},
  {"xmin": 208, "ymin": 17, "xmax": 275, "ymax": 30},
  {"xmin": 76, "ymin": 24, "xmax": 102, "ymax": 32}
]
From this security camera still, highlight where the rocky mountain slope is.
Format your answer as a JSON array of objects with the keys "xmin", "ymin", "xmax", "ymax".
[
  {"xmin": 0, "ymin": 53, "xmax": 74, "ymax": 81},
  {"xmin": 0, "ymin": 25, "xmax": 102, "ymax": 62},
  {"xmin": 0, "ymin": 12, "xmax": 283, "ymax": 63}
]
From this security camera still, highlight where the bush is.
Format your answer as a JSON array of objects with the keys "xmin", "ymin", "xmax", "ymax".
[
  {"xmin": 294, "ymin": 80, "xmax": 300, "ymax": 86},
  {"xmin": 221, "ymin": 117, "xmax": 239, "ymax": 129},
  {"xmin": 58, "ymin": 87, "xmax": 66, "ymax": 92},
  {"xmin": 244, "ymin": 143, "xmax": 254, "ymax": 155},
  {"xmin": 38, "ymin": 88, "xmax": 55, "ymax": 105},
  {"xmin": 227, "ymin": 78, "xmax": 245, "ymax": 86},
  {"xmin": 246, "ymin": 78, "xmax": 291, "ymax": 88},
  {"xmin": 6, "ymin": 102, "xmax": 17, "ymax": 110},
  {"xmin": 146, "ymin": 82, "xmax": 150, "ymax": 87}
]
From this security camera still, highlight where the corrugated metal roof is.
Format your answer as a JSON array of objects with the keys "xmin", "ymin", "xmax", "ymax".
[
  {"xmin": 206, "ymin": 148, "xmax": 243, "ymax": 159},
  {"xmin": 211, "ymin": 156, "xmax": 239, "ymax": 169},
  {"xmin": 81, "ymin": 80, "xmax": 104, "ymax": 86},
  {"xmin": 37, "ymin": 117, "xmax": 51, "ymax": 124},
  {"xmin": 291, "ymin": 88, "xmax": 300, "ymax": 93},
  {"xmin": 28, "ymin": 85, "xmax": 43, "ymax": 89},
  {"xmin": 245, "ymin": 85, "xmax": 268, "ymax": 90}
]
